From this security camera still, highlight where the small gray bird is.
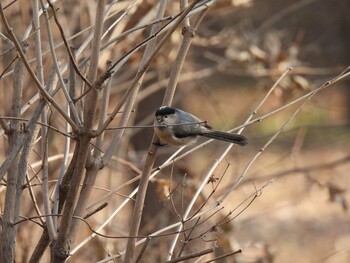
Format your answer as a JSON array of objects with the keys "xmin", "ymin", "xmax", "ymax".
[{"xmin": 154, "ymin": 106, "xmax": 247, "ymax": 147}]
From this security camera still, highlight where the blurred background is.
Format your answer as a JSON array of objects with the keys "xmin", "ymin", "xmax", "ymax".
[{"xmin": 1, "ymin": 0, "xmax": 350, "ymax": 262}]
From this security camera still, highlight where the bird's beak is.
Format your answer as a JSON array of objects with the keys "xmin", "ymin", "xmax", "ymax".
[{"xmin": 156, "ymin": 116, "xmax": 162, "ymax": 123}]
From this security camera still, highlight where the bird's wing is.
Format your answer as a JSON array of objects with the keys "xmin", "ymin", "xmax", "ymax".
[{"xmin": 172, "ymin": 112, "xmax": 203, "ymax": 138}]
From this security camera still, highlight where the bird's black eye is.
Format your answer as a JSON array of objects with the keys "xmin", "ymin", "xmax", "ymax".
[{"xmin": 164, "ymin": 115, "xmax": 168, "ymax": 118}]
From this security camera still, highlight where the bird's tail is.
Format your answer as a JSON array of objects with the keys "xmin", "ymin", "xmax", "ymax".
[{"xmin": 200, "ymin": 130, "xmax": 248, "ymax": 146}]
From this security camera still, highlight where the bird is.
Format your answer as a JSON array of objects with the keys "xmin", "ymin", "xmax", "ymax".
[{"xmin": 154, "ymin": 106, "xmax": 247, "ymax": 147}]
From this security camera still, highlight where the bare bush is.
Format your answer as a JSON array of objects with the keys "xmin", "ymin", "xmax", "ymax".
[{"xmin": 1, "ymin": 0, "xmax": 349, "ymax": 262}]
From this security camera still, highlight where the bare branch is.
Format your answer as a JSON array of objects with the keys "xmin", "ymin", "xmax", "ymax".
[
  {"xmin": 46, "ymin": 0, "xmax": 94, "ymax": 90},
  {"xmin": 165, "ymin": 247, "xmax": 216, "ymax": 263},
  {"xmin": 39, "ymin": 0, "xmax": 82, "ymax": 126},
  {"xmin": 0, "ymin": 2, "xmax": 78, "ymax": 131}
]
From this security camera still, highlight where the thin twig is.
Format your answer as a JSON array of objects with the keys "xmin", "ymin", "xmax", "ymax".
[
  {"xmin": 0, "ymin": 116, "xmax": 75, "ymax": 139},
  {"xmin": 33, "ymin": 0, "xmax": 57, "ymax": 240},
  {"xmin": 39, "ymin": 0, "xmax": 81, "ymax": 126},
  {"xmin": 176, "ymin": 217, "xmax": 201, "ymax": 258},
  {"xmin": 165, "ymin": 247, "xmax": 216, "ymax": 263},
  {"xmin": 0, "ymin": 55, "xmax": 17, "ymax": 79},
  {"xmin": 25, "ymin": 173, "xmax": 44, "ymax": 224},
  {"xmin": 83, "ymin": 202, "xmax": 108, "ymax": 219},
  {"xmin": 0, "ymin": 114, "xmax": 10, "ymax": 133},
  {"xmin": 220, "ymin": 67, "xmax": 350, "ymax": 202},
  {"xmin": 135, "ymin": 237, "xmax": 151, "ymax": 263},
  {"xmin": 201, "ymin": 249, "xmax": 243, "ymax": 263},
  {"xmin": 47, "ymin": 0, "xmax": 94, "ymax": 90},
  {"xmin": 245, "ymin": 154, "xmax": 350, "ymax": 184}
]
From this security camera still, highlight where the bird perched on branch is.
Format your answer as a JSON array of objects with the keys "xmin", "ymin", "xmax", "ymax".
[{"xmin": 154, "ymin": 106, "xmax": 247, "ymax": 147}]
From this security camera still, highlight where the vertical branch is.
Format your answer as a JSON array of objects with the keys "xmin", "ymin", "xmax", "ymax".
[
  {"xmin": 13, "ymin": 126, "xmax": 41, "ymax": 257},
  {"xmin": 52, "ymin": 49, "xmax": 76, "ymax": 230},
  {"xmin": 124, "ymin": 1, "xmax": 205, "ymax": 262},
  {"xmin": 102, "ymin": 0, "xmax": 167, "ymax": 164},
  {"xmin": 67, "ymin": 61, "xmax": 112, "ymax": 242},
  {"xmin": 122, "ymin": 1, "xmax": 169, "ymax": 261},
  {"xmin": 51, "ymin": 136, "xmax": 91, "ymax": 263},
  {"xmin": 0, "ymin": 51, "xmax": 25, "ymax": 263},
  {"xmin": 51, "ymin": 1, "xmax": 106, "ymax": 262},
  {"xmin": 68, "ymin": 46, "xmax": 78, "ymax": 122},
  {"xmin": 30, "ymin": 142, "xmax": 80, "ymax": 263},
  {"xmin": 83, "ymin": 0, "xmax": 106, "ymax": 129},
  {"xmin": 96, "ymin": 60, "xmax": 112, "ymax": 148},
  {"xmin": 33, "ymin": 0, "xmax": 44, "ymax": 85},
  {"xmin": 0, "ymin": 19, "xmax": 32, "ymax": 260},
  {"xmin": 52, "ymin": 114, "xmax": 71, "ymax": 229},
  {"xmin": 67, "ymin": 0, "xmax": 108, "ymax": 249},
  {"xmin": 164, "ymin": 3, "xmax": 213, "ymax": 259},
  {"xmin": 33, "ymin": 0, "xmax": 57, "ymax": 241},
  {"xmin": 162, "ymin": 0, "xmax": 203, "ymax": 106},
  {"xmin": 41, "ymin": 109, "xmax": 57, "ymax": 239}
]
